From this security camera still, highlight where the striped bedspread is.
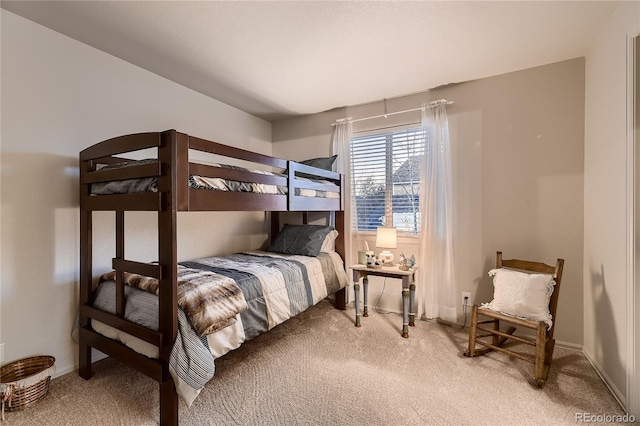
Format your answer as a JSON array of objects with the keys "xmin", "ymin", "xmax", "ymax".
[{"xmin": 91, "ymin": 251, "xmax": 348, "ymax": 405}]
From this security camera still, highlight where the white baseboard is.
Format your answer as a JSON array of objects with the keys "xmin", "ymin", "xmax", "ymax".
[
  {"xmin": 583, "ymin": 350, "xmax": 627, "ymax": 411},
  {"xmin": 556, "ymin": 339, "xmax": 583, "ymax": 351},
  {"xmin": 51, "ymin": 351, "xmax": 108, "ymax": 380}
]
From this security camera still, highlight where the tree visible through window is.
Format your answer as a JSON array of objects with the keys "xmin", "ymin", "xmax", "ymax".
[{"xmin": 351, "ymin": 127, "xmax": 425, "ymax": 234}]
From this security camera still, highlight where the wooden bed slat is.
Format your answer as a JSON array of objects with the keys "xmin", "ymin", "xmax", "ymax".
[
  {"xmin": 290, "ymin": 196, "xmax": 341, "ymax": 211},
  {"xmin": 81, "ymin": 162, "xmax": 161, "ymax": 184},
  {"xmin": 289, "ymin": 162, "xmax": 340, "ymax": 180},
  {"xmin": 79, "ymin": 327, "xmax": 163, "ymax": 381},
  {"xmin": 81, "ymin": 304, "xmax": 163, "ymax": 347},
  {"xmin": 189, "ymin": 136, "xmax": 287, "ymax": 169},
  {"xmin": 112, "ymin": 258, "xmax": 162, "ymax": 279},
  {"xmin": 81, "ymin": 193, "xmax": 162, "ymax": 211},
  {"xmin": 293, "ymin": 179, "xmax": 341, "ymax": 193},
  {"xmin": 188, "ymin": 189, "xmax": 287, "ymax": 211},
  {"xmin": 80, "ymin": 132, "xmax": 161, "ymax": 161}
]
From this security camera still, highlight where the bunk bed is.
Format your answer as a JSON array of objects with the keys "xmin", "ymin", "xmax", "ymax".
[{"xmin": 79, "ymin": 129, "xmax": 347, "ymax": 425}]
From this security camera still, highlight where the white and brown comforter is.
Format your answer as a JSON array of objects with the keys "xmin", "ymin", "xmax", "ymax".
[{"xmin": 91, "ymin": 251, "xmax": 348, "ymax": 405}]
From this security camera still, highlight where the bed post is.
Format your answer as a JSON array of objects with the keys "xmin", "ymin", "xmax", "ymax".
[
  {"xmin": 79, "ymin": 159, "xmax": 93, "ymax": 379},
  {"xmin": 334, "ymin": 210, "xmax": 347, "ymax": 310},
  {"xmin": 270, "ymin": 212, "xmax": 280, "ymax": 244},
  {"xmin": 157, "ymin": 130, "xmax": 186, "ymax": 426},
  {"xmin": 78, "ymin": 208, "xmax": 93, "ymax": 376}
]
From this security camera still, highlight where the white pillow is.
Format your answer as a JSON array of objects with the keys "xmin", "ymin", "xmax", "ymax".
[
  {"xmin": 482, "ymin": 268, "xmax": 555, "ymax": 329},
  {"xmin": 320, "ymin": 229, "xmax": 339, "ymax": 253}
]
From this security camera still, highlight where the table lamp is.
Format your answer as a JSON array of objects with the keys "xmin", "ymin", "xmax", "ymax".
[{"xmin": 376, "ymin": 226, "xmax": 397, "ymax": 266}]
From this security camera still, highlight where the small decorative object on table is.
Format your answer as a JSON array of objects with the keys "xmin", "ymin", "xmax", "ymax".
[
  {"xmin": 366, "ymin": 254, "xmax": 382, "ymax": 269},
  {"xmin": 360, "ymin": 242, "xmax": 375, "ymax": 265},
  {"xmin": 398, "ymin": 253, "xmax": 416, "ymax": 271}
]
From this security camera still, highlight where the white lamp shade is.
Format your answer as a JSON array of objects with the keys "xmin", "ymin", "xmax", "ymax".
[{"xmin": 376, "ymin": 227, "xmax": 397, "ymax": 249}]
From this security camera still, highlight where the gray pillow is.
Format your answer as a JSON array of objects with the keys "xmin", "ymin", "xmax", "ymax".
[
  {"xmin": 286, "ymin": 155, "xmax": 338, "ymax": 179},
  {"xmin": 300, "ymin": 155, "xmax": 337, "ymax": 171},
  {"xmin": 266, "ymin": 224, "xmax": 334, "ymax": 257}
]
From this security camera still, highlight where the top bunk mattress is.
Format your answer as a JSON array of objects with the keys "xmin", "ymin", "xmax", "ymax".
[{"xmin": 89, "ymin": 159, "xmax": 340, "ymax": 199}]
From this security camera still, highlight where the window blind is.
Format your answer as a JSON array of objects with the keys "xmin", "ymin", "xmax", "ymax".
[{"xmin": 351, "ymin": 127, "xmax": 425, "ymax": 234}]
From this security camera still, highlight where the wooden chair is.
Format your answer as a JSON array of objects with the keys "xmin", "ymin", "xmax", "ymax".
[{"xmin": 464, "ymin": 251, "xmax": 564, "ymax": 387}]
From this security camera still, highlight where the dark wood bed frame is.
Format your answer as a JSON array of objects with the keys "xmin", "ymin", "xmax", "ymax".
[{"xmin": 78, "ymin": 129, "xmax": 347, "ymax": 425}]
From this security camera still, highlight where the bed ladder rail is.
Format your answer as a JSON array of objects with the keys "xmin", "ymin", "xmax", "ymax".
[
  {"xmin": 111, "ymin": 257, "xmax": 162, "ymax": 316},
  {"xmin": 79, "ymin": 326, "xmax": 163, "ymax": 381},
  {"xmin": 80, "ymin": 304, "xmax": 164, "ymax": 347},
  {"xmin": 80, "ymin": 256, "xmax": 165, "ymax": 347}
]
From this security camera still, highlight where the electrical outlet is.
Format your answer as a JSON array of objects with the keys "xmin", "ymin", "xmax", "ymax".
[{"xmin": 461, "ymin": 292, "xmax": 472, "ymax": 306}]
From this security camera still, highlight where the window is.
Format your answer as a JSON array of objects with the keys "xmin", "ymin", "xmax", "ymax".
[{"xmin": 351, "ymin": 127, "xmax": 425, "ymax": 234}]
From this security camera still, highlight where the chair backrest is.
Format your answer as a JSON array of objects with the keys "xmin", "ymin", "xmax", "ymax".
[{"xmin": 496, "ymin": 251, "xmax": 565, "ymax": 336}]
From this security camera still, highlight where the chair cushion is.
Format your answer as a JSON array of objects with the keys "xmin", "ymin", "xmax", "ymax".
[{"xmin": 482, "ymin": 268, "xmax": 555, "ymax": 329}]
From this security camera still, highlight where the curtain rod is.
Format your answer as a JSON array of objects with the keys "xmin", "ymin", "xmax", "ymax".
[{"xmin": 332, "ymin": 99, "xmax": 453, "ymax": 127}]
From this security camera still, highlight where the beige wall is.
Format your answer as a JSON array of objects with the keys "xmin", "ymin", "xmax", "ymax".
[
  {"xmin": 0, "ymin": 11, "xmax": 271, "ymax": 377},
  {"xmin": 584, "ymin": 0, "xmax": 640, "ymax": 411},
  {"xmin": 273, "ymin": 58, "xmax": 585, "ymax": 346}
]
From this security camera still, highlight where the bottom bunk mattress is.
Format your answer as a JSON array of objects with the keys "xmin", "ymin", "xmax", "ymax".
[{"xmin": 90, "ymin": 250, "xmax": 348, "ymax": 405}]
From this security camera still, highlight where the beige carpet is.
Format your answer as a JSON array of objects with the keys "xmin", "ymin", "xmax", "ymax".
[{"xmin": 3, "ymin": 300, "xmax": 627, "ymax": 425}]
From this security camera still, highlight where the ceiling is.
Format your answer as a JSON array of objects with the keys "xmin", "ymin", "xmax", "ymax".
[{"xmin": 2, "ymin": 1, "xmax": 618, "ymax": 122}]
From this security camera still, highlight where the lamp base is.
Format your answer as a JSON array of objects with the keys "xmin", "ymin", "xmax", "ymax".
[{"xmin": 378, "ymin": 250, "xmax": 394, "ymax": 266}]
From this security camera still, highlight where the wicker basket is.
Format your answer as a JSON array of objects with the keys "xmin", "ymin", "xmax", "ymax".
[{"xmin": 1, "ymin": 355, "xmax": 55, "ymax": 415}]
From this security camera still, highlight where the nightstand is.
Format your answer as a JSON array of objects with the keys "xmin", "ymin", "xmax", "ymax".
[{"xmin": 349, "ymin": 264, "xmax": 417, "ymax": 338}]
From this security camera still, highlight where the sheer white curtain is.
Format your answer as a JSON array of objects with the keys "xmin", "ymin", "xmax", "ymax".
[
  {"xmin": 418, "ymin": 103, "xmax": 457, "ymax": 322},
  {"xmin": 331, "ymin": 119, "xmax": 354, "ymax": 266}
]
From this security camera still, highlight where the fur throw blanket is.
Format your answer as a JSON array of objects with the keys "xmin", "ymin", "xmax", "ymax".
[{"xmin": 100, "ymin": 265, "xmax": 248, "ymax": 336}]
